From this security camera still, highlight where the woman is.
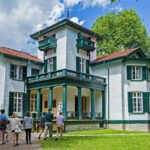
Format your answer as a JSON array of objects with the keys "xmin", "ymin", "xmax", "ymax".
[
  {"xmin": 38, "ymin": 112, "xmax": 46, "ymax": 139},
  {"xmin": 10, "ymin": 113, "xmax": 21, "ymax": 146},
  {"xmin": 23, "ymin": 112, "xmax": 33, "ymax": 144}
]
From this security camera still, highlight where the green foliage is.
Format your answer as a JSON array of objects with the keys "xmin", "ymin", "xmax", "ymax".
[{"xmin": 92, "ymin": 9, "xmax": 150, "ymax": 55}]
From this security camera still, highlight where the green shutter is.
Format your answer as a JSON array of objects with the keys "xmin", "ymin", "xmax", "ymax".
[
  {"xmin": 10, "ymin": 64, "xmax": 15, "ymax": 79},
  {"xmin": 23, "ymin": 66, "xmax": 27, "ymax": 80},
  {"xmin": 86, "ymin": 60, "xmax": 90, "ymax": 74},
  {"xmin": 44, "ymin": 59, "xmax": 48, "ymax": 73},
  {"xmin": 76, "ymin": 57, "xmax": 80, "ymax": 72},
  {"xmin": 142, "ymin": 66, "xmax": 148, "ymax": 80},
  {"xmin": 9, "ymin": 92, "xmax": 14, "ymax": 116},
  {"xmin": 143, "ymin": 92, "xmax": 149, "ymax": 113},
  {"xmin": 23, "ymin": 93, "xmax": 28, "ymax": 117},
  {"xmin": 127, "ymin": 66, "xmax": 132, "ymax": 80},
  {"xmin": 128, "ymin": 92, "xmax": 133, "ymax": 113},
  {"xmin": 53, "ymin": 57, "xmax": 57, "ymax": 71}
]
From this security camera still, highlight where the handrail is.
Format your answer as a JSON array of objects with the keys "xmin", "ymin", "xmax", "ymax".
[{"xmin": 27, "ymin": 69, "xmax": 106, "ymax": 84}]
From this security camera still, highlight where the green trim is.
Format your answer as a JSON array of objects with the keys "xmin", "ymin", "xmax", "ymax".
[
  {"xmin": 64, "ymin": 120, "xmax": 101, "ymax": 125},
  {"xmin": 107, "ymin": 120, "xmax": 150, "ymax": 124},
  {"xmin": 30, "ymin": 19, "xmax": 101, "ymax": 40},
  {"xmin": 78, "ymin": 87, "xmax": 82, "ymax": 120},
  {"xmin": 63, "ymin": 85, "xmax": 67, "ymax": 120},
  {"xmin": 102, "ymin": 91, "xmax": 106, "ymax": 120},
  {"xmin": 48, "ymin": 87, "xmax": 53, "ymax": 109},
  {"xmin": 91, "ymin": 89, "xmax": 95, "ymax": 120},
  {"xmin": 36, "ymin": 89, "xmax": 41, "ymax": 119}
]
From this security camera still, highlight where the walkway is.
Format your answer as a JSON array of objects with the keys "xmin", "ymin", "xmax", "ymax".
[{"xmin": 0, "ymin": 132, "xmax": 42, "ymax": 150}]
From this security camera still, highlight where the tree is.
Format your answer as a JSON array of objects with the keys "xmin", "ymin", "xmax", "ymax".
[{"xmin": 92, "ymin": 9, "xmax": 150, "ymax": 55}]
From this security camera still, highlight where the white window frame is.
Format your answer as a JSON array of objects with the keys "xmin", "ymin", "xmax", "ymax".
[
  {"xmin": 132, "ymin": 92, "xmax": 143, "ymax": 113},
  {"xmin": 13, "ymin": 92, "xmax": 23, "ymax": 116},
  {"xmin": 13, "ymin": 65, "xmax": 23, "ymax": 80},
  {"xmin": 30, "ymin": 94, "xmax": 36, "ymax": 112},
  {"xmin": 48, "ymin": 58, "xmax": 54, "ymax": 72},
  {"xmin": 80, "ymin": 58, "xmax": 86, "ymax": 73},
  {"xmin": 132, "ymin": 66, "xmax": 142, "ymax": 80}
]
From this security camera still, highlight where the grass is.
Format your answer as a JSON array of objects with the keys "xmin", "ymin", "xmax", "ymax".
[{"xmin": 40, "ymin": 129, "xmax": 150, "ymax": 150}]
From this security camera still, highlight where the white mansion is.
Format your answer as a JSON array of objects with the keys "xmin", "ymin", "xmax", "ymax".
[{"xmin": 0, "ymin": 19, "xmax": 150, "ymax": 131}]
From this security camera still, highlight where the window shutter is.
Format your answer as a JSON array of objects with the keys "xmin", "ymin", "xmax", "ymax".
[
  {"xmin": 9, "ymin": 92, "xmax": 14, "ymax": 116},
  {"xmin": 128, "ymin": 92, "xmax": 133, "ymax": 113},
  {"xmin": 23, "ymin": 93, "xmax": 28, "ymax": 117},
  {"xmin": 53, "ymin": 57, "xmax": 57, "ymax": 71},
  {"xmin": 142, "ymin": 66, "xmax": 148, "ymax": 80},
  {"xmin": 23, "ymin": 66, "xmax": 27, "ymax": 80},
  {"xmin": 10, "ymin": 64, "xmax": 15, "ymax": 79},
  {"xmin": 76, "ymin": 57, "xmax": 80, "ymax": 72},
  {"xmin": 86, "ymin": 60, "xmax": 90, "ymax": 74},
  {"xmin": 143, "ymin": 92, "xmax": 149, "ymax": 113},
  {"xmin": 44, "ymin": 59, "xmax": 48, "ymax": 73},
  {"xmin": 127, "ymin": 66, "xmax": 132, "ymax": 80}
]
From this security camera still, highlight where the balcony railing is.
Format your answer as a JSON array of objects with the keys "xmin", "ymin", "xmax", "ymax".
[
  {"xmin": 67, "ymin": 111, "xmax": 103, "ymax": 120},
  {"xmin": 77, "ymin": 35, "xmax": 95, "ymax": 51},
  {"xmin": 26, "ymin": 69, "xmax": 106, "ymax": 84},
  {"xmin": 38, "ymin": 36, "xmax": 57, "ymax": 51}
]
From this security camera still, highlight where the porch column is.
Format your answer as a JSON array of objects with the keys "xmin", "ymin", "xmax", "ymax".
[
  {"xmin": 63, "ymin": 85, "xmax": 67, "ymax": 120},
  {"xmin": 48, "ymin": 87, "xmax": 53, "ymax": 109},
  {"xmin": 78, "ymin": 87, "xmax": 82, "ymax": 120},
  {"xmin": 36, "ymin": 89, "xmax": 41, "ymax": 119},
  {"xmin": 91, "ymin": 89, "xmax": 95, "ymax": 120},
  {"xmin": 102, "ymin": 91, "xmax": 106, "ymax": 119}
]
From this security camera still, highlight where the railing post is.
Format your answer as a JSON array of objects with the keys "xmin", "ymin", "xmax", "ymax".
[
  {"xmin": 36, "ymin": 75, "xmax": 39, "ymax": 80},
  {"xmin": 48, "ymin": 72, "xmax": 51, "ymax": 79},
  {"xmin": 62, "ymin": 69, "xmax": 67, "ymax": 77}
]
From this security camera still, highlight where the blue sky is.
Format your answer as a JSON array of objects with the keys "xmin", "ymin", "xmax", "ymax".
[{"xmin": 0, "ymin": 0, "xmax": 149, "ymax": 55}]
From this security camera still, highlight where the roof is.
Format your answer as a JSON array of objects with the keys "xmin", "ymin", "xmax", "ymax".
[
  {"xmin": 30, "ymin": 19, "xmax": 102, "ymax": 40},
  {"xmin": 0, "ymin": 47, "xmax": 42, "ymax": 63},
  {"xmin": 91, "ymin": 48, "xmax": 142, "ymax": 64}
]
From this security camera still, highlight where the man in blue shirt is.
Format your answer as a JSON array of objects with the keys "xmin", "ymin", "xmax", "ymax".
[{"xmin": 0, "ymin": 109, "xmax": 7, "ymax": 144}]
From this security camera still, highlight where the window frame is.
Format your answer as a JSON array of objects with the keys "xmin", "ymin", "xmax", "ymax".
[
  {"xmin": 132, "ymin": 92, "xmax": 143, "ymax": 113},
  {"xmin": 30, "ymin": 93, "xmax": 37, "ymax": 112},
  {"xmin": 13, "ymin": 92, "xmax": 23, "ymax": 116},
  {"xmin": 131, "ymin": 66, "xmax": 142, "ymax": 80},
  {"xmin": 48, "ymin": 57, "xmax": 54, "ymax": 72},
  {"xmin": 80, "ymin": 58, "xmax": 86, "ymax": 73},
  {"xmin": 11, "ymin": 65, "xmax": 23, "ymax": 80}
]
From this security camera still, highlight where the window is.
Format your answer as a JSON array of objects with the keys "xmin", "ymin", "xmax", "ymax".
[
  {"xmin": 31, "ymin": 68, "xmax": 39, "ymax": 76},
  {"xmin": 80, "ymin": 58, "xmax": 86, "ymax": 73},
  {"xmin": 48, "ymin": 57, "xmax": 54, "ymax": 72},
  {"xmin": 30, "ymin": 94, "xmax": 36, "ymax": 112},
  {"xmin": 10, "ymin": 65, "xmax": 23, "ymax": 80},
  {"xmin": 13, "ymin": 93, "xmax": 23, "ymax": 114},
  {"xmin": 44, "ymin": 101, "xmax": 48, "ymax": 108},
  {"xmin": 132, "ymin": 92, "xmax": 143, "ymax": 113},
  {"xmin": 132, "ymin": 66, "xmax": 142, "ymax": 80}
]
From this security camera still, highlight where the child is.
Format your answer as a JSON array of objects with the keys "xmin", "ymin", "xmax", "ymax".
[{"xmin": 55, "ymin": 112, "xmax": 64, "ymax": 141}]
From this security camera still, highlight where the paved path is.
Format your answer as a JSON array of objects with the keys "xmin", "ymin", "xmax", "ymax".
[{"xmin": 0, "ymin": 132, "xmax": 42, "ymax": 150}]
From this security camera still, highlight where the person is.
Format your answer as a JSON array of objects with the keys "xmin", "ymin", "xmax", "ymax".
[
  {"xmin": 43, "ymin": 109, "xmax": 53, "ymax": 140},
  {"xmin": 10, "ymin": 113, "xmax": 21, "ymax": 146},
  {"xmin": 55, "ymin": 112, "xmax": 64, "ymax": 141},
  {"xmin": 38, "ymin": 112, "xmax": 46, "ymax": 139},
  {"xmin": 23, "ymin": 112, "xmax": 33, "ymax": 144},
  {"xmin": 0, "ymin": 109, "xmax": 7, "ymax": 144}
]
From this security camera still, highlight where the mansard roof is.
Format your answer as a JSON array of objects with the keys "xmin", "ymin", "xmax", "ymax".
[
  {"xmin": 0, "ymin": 47, "xmax": 42, "ymax": 63},
  {"xmin": 91, "ymin": 48, "xmax": 147, "ymax": 65},
  {"xmin": 30, "ymin": 19, "xmax": 102, "ymax": 40}
]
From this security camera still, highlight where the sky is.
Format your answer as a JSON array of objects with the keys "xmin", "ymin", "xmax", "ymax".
[{"xmin": 0, "ymin": 0, "xmax": 150, "ymax": 56}]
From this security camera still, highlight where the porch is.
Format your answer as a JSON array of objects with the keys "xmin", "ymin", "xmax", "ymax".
[{"xmin": 26, "ymin": 69, "xmax": 106, "ymax": 121}]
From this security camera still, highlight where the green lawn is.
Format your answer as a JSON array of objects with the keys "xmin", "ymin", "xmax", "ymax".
[{"xmin": 40, "ymin": 129, "xmax": 150, "ymax": 150}]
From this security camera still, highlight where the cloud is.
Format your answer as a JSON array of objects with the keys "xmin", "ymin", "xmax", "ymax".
[
  {"xmin": 70, "ymin": 17, "xmax": 85, "ymax": 25},
  {"xmin": 111, "ymin": 4, "xmax": 123, "ymax": 12},
  {"xmin": 64, "ymin": 0, "xmax": 111, "ymax": 8}
]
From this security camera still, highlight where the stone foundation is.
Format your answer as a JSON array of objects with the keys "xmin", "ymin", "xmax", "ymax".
[
  {"xmin": 108, "ymin": 123, "xmax": 150, "ymax": 132},
  {"xmin": 65, "ymin": 124, "xmax": 100, "ymax": 131}
]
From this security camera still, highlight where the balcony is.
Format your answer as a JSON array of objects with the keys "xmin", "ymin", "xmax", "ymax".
[
  {"xmin": 77, "ymin": 35, "xmax": 95, "ymax": 52},
  {"xmin": 26, "ymin": 69, "xmax": 106, "ymax": 90},
  {"xmin": 38, "ymin": 36, "xmax": 57, "ymax": 51}
]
